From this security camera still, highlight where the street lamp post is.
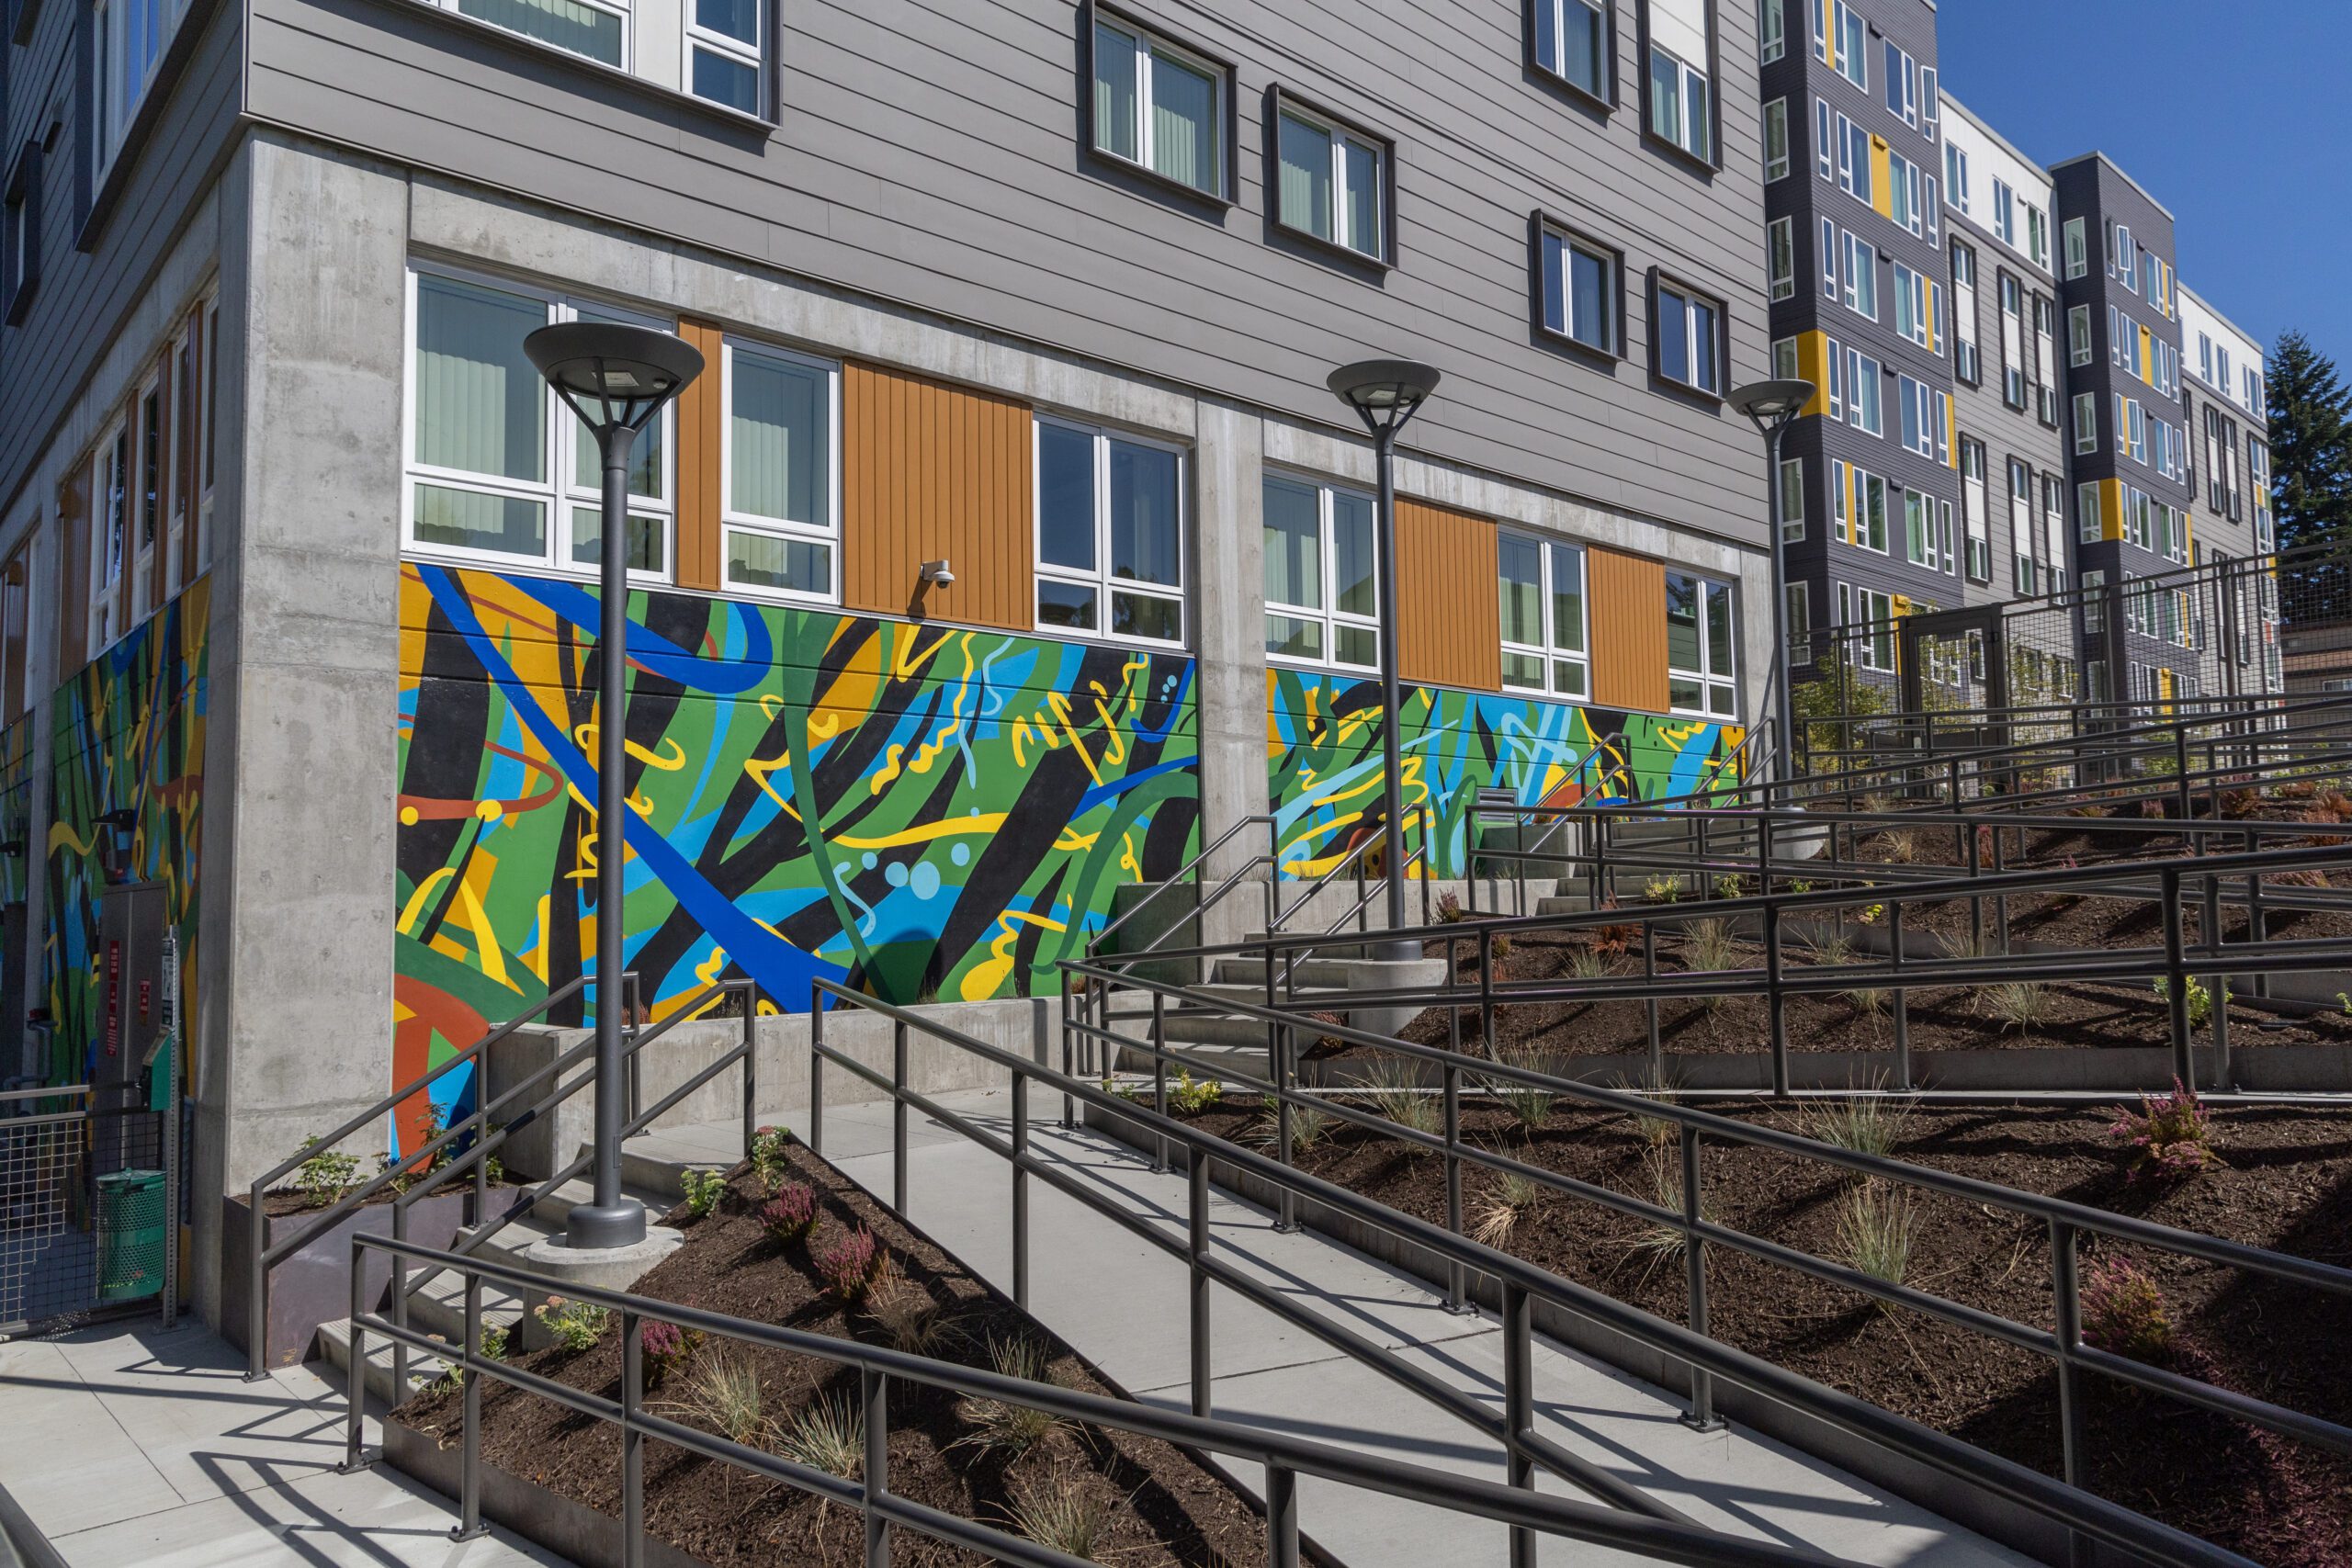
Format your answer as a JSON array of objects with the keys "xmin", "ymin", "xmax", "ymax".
[
  {"xmin": 525, "ymin": 321, "xmax": 705, "ymax": 1251},
  {"xmin": 1329, "ymin": 359, "xmax": 1442, "ymax": 963},
  {"xmin": 1728, "ymin": 379, "xmax": 1816, "ymax": 801}
]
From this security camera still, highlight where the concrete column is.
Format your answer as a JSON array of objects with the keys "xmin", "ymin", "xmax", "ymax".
[
  {"xmin": 1190, "ymin": 400, "xmax": 1269, "ymax": 948},
  {"xmin": 193, "ymin": 134, "xmax": 408, "ymax": 1325}
]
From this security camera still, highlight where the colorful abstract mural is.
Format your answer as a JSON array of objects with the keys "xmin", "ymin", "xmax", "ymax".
[
  {"xmin": 45, "ymin": 579, "xmax": 209, "ymax": 1087},
  {"xmin": 395, "ymin": 564, "xmax": 1199, "ymax": 1139},
  {"xmin": 1268, "ymin": 666, "xmax": 1740, "ymax": 879},
  {"xmin": 0, "ymin": 716, "xmax": 31, "ymax": 908}
]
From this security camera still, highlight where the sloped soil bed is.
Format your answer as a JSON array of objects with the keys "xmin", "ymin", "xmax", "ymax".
[
  {"xmin": 1363, "ymin": 929, "xmax": 2352, "ymax": 1061},
  {"xmin": 389, "ymin": 1140, "xmax": 1272, "ymax": 1568},
  {"xmin": 1159, "ymin": 1093, "xmax": 2352, "ymax": 1567}
]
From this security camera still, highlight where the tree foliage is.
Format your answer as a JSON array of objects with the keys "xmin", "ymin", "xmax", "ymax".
[{"xmin": 2268, "ymin": 330, "xmax": 2352, "ymax": 561}]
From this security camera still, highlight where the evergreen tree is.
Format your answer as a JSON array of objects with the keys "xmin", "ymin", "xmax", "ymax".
[{"xmin": 2268, "ymin": 330, "xmax": 2352, "ymax": 558}]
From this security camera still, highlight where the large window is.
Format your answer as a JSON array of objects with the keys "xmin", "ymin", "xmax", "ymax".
[
  {"xmin": 1778, "ymin": 457, "xmax": 1804, "ymax": 540},
  {"xmin": 1092, "ymin": 13, "xmax": 1225, "ymax": 197},
  {"xmin": 1534, "ymin": 0, "xmax": 1609, "ymax": 98},
  {"xmin": 1035, "ymin": 416, "xmax": 1185, "ymax": 646},
  {"xmin": 404, "ymin": 267, "xmax": 678, "ymax": 582},
  {"xmin": 1951, "ymin": 241, "xmax": 1979, "ymax": 385},
  {"xmin": 1763, "ymin": 97, "xmax": 1791, "ymax": 182},
  {"xmin": 1961, "ymin": 438, "xmax": 1990, "ymax": 582},
  {"xmin": 1655, "ymin": 279, "xmax": 1721, "ymax": 395},
  {"xmin": 1767, "ymin": 217, "xmax": 1794, "ymax": 302},
  {"xmin": 1665, "ymin": 570, "xmax": 1735, "ymax": 716},
  {"xmin": 1275, "ymin": 102, "xmax": 1385, "ymax": 260},
  {"xmin": 1498, "ymin": 533, "xmax": 1589, "ymax": 698},
  {"xmin": 721, "ymin": 340, "xmax": 840, "ymax": 601},
  {"xmin": 1262, "ymin": 474, "xmax": 1376, "ymax": 671},
  {"xmin": 2073, "ymin": 391, "xmax": 2098, "ymax": 456},
  {"xmin": 91, "ymin": 422, "xmax": 129, "ymax": 656},
  {"xmin": 1645, "ymin": 0, "xmax": 1713, "ymax": 163},
  {"xmin": 1540, "ymin": 226, "xmax": 1619, "ymax": 354},
  {"xmin": 92, "ymin": 0, "xmax": 188, "ymax": 180},
  {"xmin": 686, "ymin": 0, "xmax": 763, "ymax": 112}
]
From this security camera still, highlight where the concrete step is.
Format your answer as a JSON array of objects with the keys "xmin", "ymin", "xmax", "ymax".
[
  {"xmin": 1209, "ymin": 956, "xmax": 1362, "ymax": 988},
  {"xmin": 316, "ymin": 1314, "xmax": 451, "ymax": 1405}
]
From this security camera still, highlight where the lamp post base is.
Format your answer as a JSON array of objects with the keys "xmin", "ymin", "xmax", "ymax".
[{"xmin": 563, "ymin": 1199, "xmax": 650, "ymax": 1251}]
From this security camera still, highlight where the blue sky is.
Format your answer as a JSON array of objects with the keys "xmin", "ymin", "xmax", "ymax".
[{"xmin": 1937, "ymin": 0, "xmax": 2343, "ymax": 370}]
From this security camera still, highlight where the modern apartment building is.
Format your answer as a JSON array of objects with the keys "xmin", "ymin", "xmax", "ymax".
[
  {"xmin": 2178, "ymin": 284, "xmax": 2283, "ymax": 696},
  {"xmin": 0, "ymin": 0, "xmax": 1777, "ymax": 1328}
]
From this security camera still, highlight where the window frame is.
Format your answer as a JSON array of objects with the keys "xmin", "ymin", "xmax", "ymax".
[
  {"xmin": 1261, "ymin": 469, "xmax": 1380, "ymax": 675},
  {"xmin": 1649, "ymin": 273, "xmax": 1724, "ymax": 400},
  {"xmin": 1664, "ymin": 569, "xmax": 1736, "ymax": 718},
  {"xmin": 399, "ymin": 262, "xmax": 682, "ymax": 587},
  {"xmin": 1530, "ymin": 0, "xmax": 1615, "ymax": 107},
  {"xmin": 1767, "ymin": 215, "xmax": 1794, "ymax": 302},
  {"xmin": 2073, "ymin": 390, "xmax": 2098, "ymax": 457},
  {"xmin": 1270, "ymin": 91, "xmax": 1393, "ymax": 265},
  {"xmin": 1087, "ymin": 5, "xmax": 1231, "ymax": 203},
  {"xmin": 684, "ymin": 0, "xmax": 766, "ymax": 114},
  {"xmin": 717, "ymin": 335, "xmax": 844, "ymax": 605},
  {"xmin": 1032, "ymin": 412, "xmax": 1190, "ymax": 650},
  {"xmin": 3, "ymin": 138, "xmax": 40, "ymax": 326},
  {"xmin": 1534, "ymin": 216, "xmax": 1624, "ymax": 359},
  {"xmin": 1498, "ymin": 530, "xmax": 1591, "ymax": 700},
  {"xmin": 1762, "ymin": 96, "xmax": 1790, "ymax": 182},
  {"xmin": 1640, "ymin": 0, "xmax": 1716, "ymax": 170}
]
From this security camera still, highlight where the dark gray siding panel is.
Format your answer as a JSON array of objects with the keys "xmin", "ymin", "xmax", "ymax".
[{"xmin": 244, "ymin": 0, "xmax": 1771, "ymax": 541}]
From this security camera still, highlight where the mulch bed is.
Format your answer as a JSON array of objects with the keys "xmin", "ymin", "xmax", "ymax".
[
  {"xmin": 390, "ymin": 1140, "xmax": 1267, "ymax": 1568},
  {"xmin": 1162, "ymin": 1092, "xmax": 2352, "ymax": 1566}
]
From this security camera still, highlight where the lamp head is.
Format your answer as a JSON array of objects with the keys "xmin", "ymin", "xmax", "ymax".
[
  {"xmin": 525, "ymin": 321, "xmax": 705, "ymax": 436},
  {"xmin": 1727, "ymin": 378, "xmax": 1815, "ymax": 433},
  {"xmin": 1328, "ymin": 358, "xmax": 1442, "ymax": 428}
]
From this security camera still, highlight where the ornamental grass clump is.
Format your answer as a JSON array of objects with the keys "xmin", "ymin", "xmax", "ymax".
[
  {"xmin": 761, "ymin": 1181, "xmax": 820, "ymax": 1245},
  {"xmin": 1003, "ymin": 1475, "xmax": 1108, "ymax": 1560},
  {"xmin": 954, "ymin": 1337, "xmax": 1067, "ymax": 1458},
  {"xmin": 775, "ymin": 1389, "xmax": 865, "ymax": 1480},
  {"xmin": 814, "ymin": 1224, "xmax": 886, "ymax": 1302},
  {"xmin": 2108, "ymin": 1078, "xmax": 2222, "ymax": 1183},
  {"xmin": 1836, "ymin": 1180, "xmax": 1919, "ymax": 1300},
  {"xmin": 2080, "ymin": 1255, "xmax": 2173, "ymax": 1363}
]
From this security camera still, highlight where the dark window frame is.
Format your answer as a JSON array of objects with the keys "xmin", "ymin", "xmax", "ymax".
[
  {"xmin": 1528, "ymin": 210, "xmax": 1626, "ymax": 365},
  {"xmin": 1645, "ymin": 266, "xmax": 1727, "ymax": 404},
  {"xmin": 1081, "ymin": 0, "xmax": 1239, "ymax": 209},
  {"xmin": 3, "ymin": 138, "xmax": 40, "ymax": 327},
  {"xmin": 1634, "ymin": 0, "xmax": 1721, "ymax": 175},
  {"xmin": 1264, "ymin": 85, "xmax": 1396, "ymax": 271},
  {"xmin": 1524, "ymin": 0, "xmax": 1619, "ymax": 114}
]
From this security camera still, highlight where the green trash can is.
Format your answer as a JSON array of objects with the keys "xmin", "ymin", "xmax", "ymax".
[{"xmin": 96, "ymin": 1169, "xmax": 167, "ymax": 1303}]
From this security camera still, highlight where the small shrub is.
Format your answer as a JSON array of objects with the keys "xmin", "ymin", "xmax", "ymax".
[
  {"xmin": 680, "ymin": 1168, "xmax": 729, "ymax": 1220},
  {"xmin": 663, "ymin": 1348, "xmax": 769, "ymax": 1448},
  {"xmin": 1003, "ymin": 1475, "xmax": 1108, "ymax": 1560},
  {"xmin": 1484, "ymin": 1043, "xmax": 1555, "ymax": 1134},
  {"xmin": 1166, "ymin": 1070, "xmax": 1222, "ymax": 1117},
  {"xmin": 1434, "ymin": 890, "xmax": 1464, "ymax": 924},
  {"xmin": 479, "ymin": 1322, "xmax": 510, "ymax": 1362},
  {"xmin": 2080, "ymin": 1256, "xmax": 2173, "ymax": 1362},
  {"xmin": 2151, "ymin": 976, "xmax": 2226, "ymax": 1030},
  {"xmin": 775, "ymin": 1388, "xmax": 865, "ymax": 1480},
  {"xmin": 1980, "ymin": 981, "xmax": 2053, "ymax": 1036},
  {"xmin": 1804, "ymin": 931, "xmax": 1858, "ymax": 968},
  {"xmin": 1855, "ymin": 902, "xmax": 1885, "ymax": 926},
  {"xmin": 761, "ymin": 1182, "xmax": 820, "ymax": 1245},
  {"xmin": 749, "ymin": 1125, "xmax": 793, "ymax": 1189},
  {"xmin": 1470, "ymin": 1164, "xmax": 1544, "ymax": 1247},
  {"xmin": 1801, "ymin": 1093, "xmax": 1914, "ymax": 1162},
  {"xmin": 1843, "ymin": 986, "xmax": 1888, "ymax": 1027},
  {"xmin": 639, "ymin": 1319, "xmax": 702, "ymax": 1384},
  {"xmin": 1589, "ymin": 911, "xmax": 1636, "ymax": 958},
  {"xmin": 863, "ymin": 1260, "xmax": 956, "ymax": 1356},
  {"xmin": 1360, "ymin": 1055, "xmax": 1440, "ymax": 1141},
  {"xmin": 1489, "ymin": 933, "xmax": 1514, "ymax": 961},
  {"xmin": 955, "ymin": 1337, "xmax": 1066, "ymax": 1457},
  {"xmin": 814, "ymin": 1225, "xmax": 886, "ymax": 1301},
  {"xmin": 292, "ymin": 1139, "xmax": 363, "ymax": 1207},
  {"xmin": 1876, "ymin": 828, "xmax": 1919, "ymax": 864},
  {"xmin": 1681, "ymin": 918, "xmax": 1740, "ymax": 974},
  {"xmin": 1644, "ymin": 874, "xmax": 1682, "ymax": 905},
  {"xmin": 1788, "ymin": 877, "xmax": 1815, "ymax": 895},
  {"xmin": 2108, "ymin": 1078, "xmax": 2222, "ymax": 1183},
  {"xmin": 1713, "ymin": 874, "xmax": 1746, "ymax": 900},
  {"xmin": 535, "ymin": 1297, "xmax": 613, "ymax": 1352},
  {"xmin": 1837, "ymin": 1181, "xmax": 1918, "ymax": 1297}
]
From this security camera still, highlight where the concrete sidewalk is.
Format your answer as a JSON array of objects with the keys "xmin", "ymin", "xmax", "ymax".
[
  {"xmin": 644, "ymin": 1089, "xmax": 2036, "ymax": 1568},
  {"xmin": 0, "ymin": 1319, "xmax": 565, "ymax": 1567}
]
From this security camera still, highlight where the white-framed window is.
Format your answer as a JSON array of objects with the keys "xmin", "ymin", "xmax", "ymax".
[
  {"xmin": 2008, "ymin": 458, "xmax": 2035, "ymax": 593},
  {"xmin": 2077, "ymin": 481, "xmax": 2103, "ymax": 546},
  {"xmin": 1843, "ymin": 345, "xmax": 1883, "ymax": 435},
  {"xmin": 1943, "ymin": 141, "xmax": 1969, "ymax": 213},
  {"xmin": 2041, "ymin": 474, "xmax": 2067, "ymax": 593},
  {"xmin": 719, "ymin": 338, "xmax": 841, "ymax": 602},
  {"xmin": 1771, "ymin": 335, "xmax": 1799, "ymax": 379},
  {"xmin": 91, "ymin": 419, "xmax": 129, "ymax": 658},
  {"xmin": 1838, "ymin": 229, "xmax": 1876, "ymax": 321},
  {"xmin": 1777, "ymin": 457, "xmax": 1804, "ymax": 540},
  {"xmin": 686, "ymin": 0, "xmax": 763, "ymax": 113},
  {"xmin": 1498, "ymin": 532, "xmax": 1589, "ymax": 698},
  {"xmin": 1665, "ymin": 570, "xmax": 1735, "ymax": 716},
  {"xmin": 130, "ymin": 368, "xmax": 161, "ymax": 618},
  {"xmin": 1646, "ymin": 42, "xmax": 1713, "ymax": 163},
  {"xmin": 1815, "ymin": 97, "xmax": 1833, "ymax": 181},
  {"xmin": 1767, "ymin": 217, "xmax": 1794, "ymax": 302},
  {"xmin": 1536, "ymin": 0, "xmax": 1610, "ymax": 97},
  {"xmin": 402, "ymin": 265, "xmax": 680, "ymax": 585},
  {"xmin": 1274, "ymin": 100, "xmax": 1385, "ymax": 260},
  {"xmin": 1091, "ymin": 12, "xmax": 1225, "ymax": 197},
  {"xmin": 1850, "ymin": 465, "xmax": 1886, "ymax": 551},
  {"xmin": 1655, "ymin": 279, "xmax": 1721, "ymax": 394},
  {"xmin": 1998, "ymin": 272, "xmax": 2024, "ymax": 407},
  {"xmin": 1826, "ymin": 0, "xmax": 1865, "ymax": 87},
  {"xmin": 1835, "ymin": 112, "xmax": 1871, "ymax": 203},
  {"xmin": 1951, "ymin": 240, "xmax": 1978, "ymax": 383},
  {"xmin": 1903, "ymin": 488, "xmax": 1933, "ymax": 567},
  {"xmin": 1540, "ymin": 225, "xmax": 1619, "ymax": 355},
  {"xmin": 1035, "ymin": 415, "xmax": 1186, "ymax": 646},
  {"xmin": 2068, "ymin": 302, "xmax": 2093, "ymax": 367},
  {"xmin": 1840, "ymin": 582, "xmax": 1894, "ymax": 671},
  {"xmin": 1892, "ymin": 260, "xmax": 1933, "ymax": 349},
  {"xmin": 2064, "ymin": 216, "xmax": 2087, "ymax": 279},
  {"xmin": 92, "ymin": 0, "xmax": 191, "ymax": 182},
  {"xmin": 1992, "ymin": 179, "xmax": 2018, "ymax": 248},
  {"xmin": 1262, "ymin": 472, "xmax": 1377, "ymax": 671},
  {"xmin": 1758, "ymin": 0, "xmax": 1785, "ymax": 62},
  {"xmin": 1962, "ymin": 439, "xmax": 1990, "ymax": 582},
  {"xmin": 1887, "ymin": 148, "xmax": 1924, "ymax": 236},
  {"xmin": 1763, "ymin": 97, "xmax": 1791, "ymax": 182},
  {"xmin": 2074, "ymin": 391, "xmax": 2098, "ymax": 456},
  {"xmin": 2025, "ymin": 204, "xmax": 2049, "ymax": 271},
  {"xmin": 1787, "ymin": 580, "xmax": 1811, "ymax": 664},
  {"xmin": 1882, "ymin": 39, "xmax": 1918, "ymax": 126},
  {"xmin": 1897, "ymin": 376, "xmax": 1947, "ymax": 463},
  {"xmin": 2032, "ymin": 295, "xmax": 2057, "ymax": 423}
]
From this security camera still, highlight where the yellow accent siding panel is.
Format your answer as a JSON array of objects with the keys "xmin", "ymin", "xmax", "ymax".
[
  {"xmin": 2100, "ymin": 478, "xmax": 2125, "ymax": 541},
  {"xmin": 1797, "ymin": 331, "xmax": 1831, "ymax": 418},
  {"xmin": 1870, "ymin": 137, "xmax": 1894, "ymax": 220},
  {"xmin": 1589, "ymin": 547, "xmax": 1668, "ymax": 715},
  {"xmin": 1396, "ymin": 498, "xmax": 1501, "ymax": 692},
  {"xmin": 1945, "ymin": 396, "xmax": 1958, "ymax": 468},
  {"xmin": 842, "ymin": 362, "xmax": 1034, "ymax": 631}
]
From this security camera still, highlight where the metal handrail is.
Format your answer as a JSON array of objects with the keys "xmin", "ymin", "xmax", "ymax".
[
  {"xmin": 1086, "ymin": 813, "xmax": 1278, "ymax": 959},
  {"xmin": 1068, "ymin": 953, "xmax": 2349, "ymax": 1565},
  {"xmin": 813, "ymin": 978, "xmax": 2255, "ymax": 1568},
  {"xmin": 343, "ymin": 1233, "xmax": 1851, "ymax": 1568},
  {"xmin": 1272, "ymin": 802, "xmax": 1435, "ymax": 937}
]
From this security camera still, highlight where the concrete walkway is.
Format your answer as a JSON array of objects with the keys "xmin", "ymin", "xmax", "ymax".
[
  {"xmin": 642, "ymin": 1088, "xmax": 2036, "ymax": 1568},
  {"xmin": 0, "ymin": 1319, "xmax": 565, "ymax": 1567}
]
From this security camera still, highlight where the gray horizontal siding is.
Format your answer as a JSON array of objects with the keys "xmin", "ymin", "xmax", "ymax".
[{"xmin": 243, "ymin": 0, "xmax": 1772, "ymax": 545}]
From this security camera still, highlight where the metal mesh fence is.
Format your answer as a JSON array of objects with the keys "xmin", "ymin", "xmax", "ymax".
[{"xmin": 0, "ymin": 1105, "xmax": 90, "ymax": 1335}]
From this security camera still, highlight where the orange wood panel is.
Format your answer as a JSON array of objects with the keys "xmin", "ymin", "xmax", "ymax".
[
  {"xmin": 1588, "ymin": 546, "xmax": 1668, "ymax": 715},
  {"xmin": 673, "ymin": 318, "xmax": 725, "ymax": 592},
  {"xmin": 1395, "ymin": 497, "xmax": 1500, "ymax": 693},
  {"xmin": 56, "ymin": 457, "xmax": 88, "ymax": 674},
  {"xmin": 842, "ymin": 362, "xmax": 1031, "ymax": 630}
]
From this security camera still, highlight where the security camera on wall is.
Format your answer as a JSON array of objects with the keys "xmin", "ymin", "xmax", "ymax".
[{"xmin": 921, "ymin": 560, "xmax": 956, "ymax": 586}]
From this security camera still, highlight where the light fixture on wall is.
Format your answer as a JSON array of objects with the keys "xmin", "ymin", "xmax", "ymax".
[
  {"xmin": 920, "ymin": 559, "xmax": 956, "ymax": 587},
  {"xmin": 525, "ymin": 320, "xmax": 705, "ymax": 1255},
  {"xmin": 1328, "ymin": 357, "xmax": 1441, "ymax": 962}
]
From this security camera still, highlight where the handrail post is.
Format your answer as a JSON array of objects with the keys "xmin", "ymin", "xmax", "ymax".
[
  {"xmin": 473, "ymin": 1037, "xmax": 492, "ymax": 1229},
  {"xmin": 621, "ymin": 1307, "xmax": 644, "ymax": 1568},
  {"xmin": 809, "ymin": 982, "xmax": 826, "ymax": 1160},
  {"xmin": 1765, "ymin": 900, "xmax": 1788, "ymax": 1100},
  {"xmin": 1502, "ymin": 1280, "xmax": 1534, "ymax": 1568},
  {"xmin": 1264, "ymin": 1461, "xmax": 1299, "ymax": 1568},
  {"xmin": 390, "ymin": 1201, "xmax": 410, "ymax": 1400},
  {"xmin": 1059, "ymin": 984, "xmax": 1075, "ymax": 1131},
  {"xmin": 2210, "ymin": 874, "xmax": 2233, "ymax": 1093},
  {"xmin": 1269, "ymin": 815, "xmax": 1285, "ymax": 929},
  {"xmin": 1990, "ymin": 823, "xmax": 2010, "ymax": 954},
  {"xmin": 2162, "ymin": 866, "xmax": 2192, "ymax": 1089},
  {"xmin": 451, "ymin": 1271, "xmax": 487, "ymax": 1541},
  {"xmin": 1150, "ymin": 991, "xmax": 1169, "ymax": 1174},
  {"xmin": 2050, "ymin": 1219, "xmax": 2089, "ymax": 1568},
  {"xmin": 245, "ymin": 1179, "xmax": 268, "ymax": 1380},
  {"xmin": 862, "ymin": 1367, "xmax": 890, "ymax": 1568},
  {"xmin": 1478, "ymin": 929, "xmax": 1496, "ymax": 1058},
  {"xmin": 1679, "ymin": 1124, "xmax": 1724, "ymax": 1431},
  {"xmin": 1889, "ymin": 902, "xmax": 1911, "ymax": 1092},
  {"xmin": 1643, "ymin": 923, "xmax": 1661, "ymax": 1087},
  {"xmin": 1442, "ymin": 1057, "xmax": 1464, "ymax": 1314},
  {"xmin": 1188, "ymin": 1155, "xmax": 1212, "ymax": 1419},
  {"xmin": 1012, "ymin": 1066, "xmax": 1031, "ymax": 1311},
  {"xmin": 740, "ymin": 983, "xmax": 757, "ymax": 1162},
  {"xmin": 892, "ymin": 1020, "xmax": 909, "ymax": 1215},
  {"xmin": 338, "ymin": 1235, "xmax": 368, "ymax": 1472}
]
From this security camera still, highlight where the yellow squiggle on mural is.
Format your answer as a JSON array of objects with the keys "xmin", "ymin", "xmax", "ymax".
[
  {"xmin": 1048, "ymin": 694, "xmax": 1104, "ymax": 785},
  {"xmin": 833, "ymin": 815, "xmax": 1005, "ymax": 851},
  {"xmin": 1055, "ymin": 827, "xmax": 1098, "ymax": 852},
  {"xmin": 396, "ymin": 867, "xmax": 457, "ymax": 936},
  {"xmin": 961, "ymin": 909, "xmax": 1069, "ymax": 1001}
]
